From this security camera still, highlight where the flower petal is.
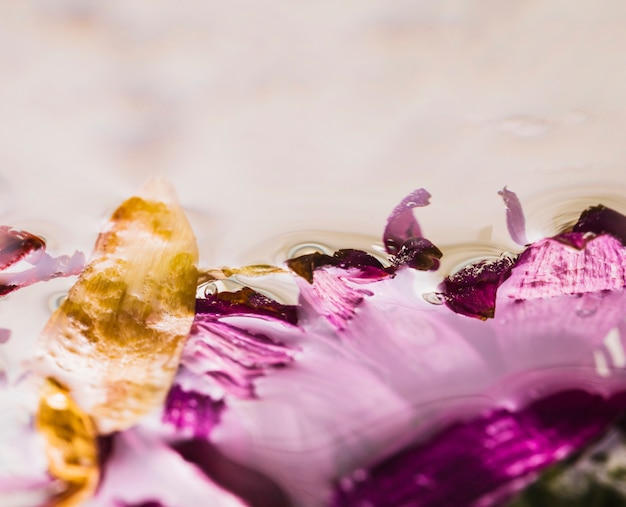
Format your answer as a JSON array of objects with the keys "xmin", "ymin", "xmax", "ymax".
[
  {"xmin": 332, "ymin": 390, "xmax": 626, "ymax": 507},
  {"xmin": 573, "ymin": 204, "xmax": 626, "ymax": 245},
  {"xmin": 442, "ymin": 255, "xmax": 517, "ymax": 319},
  {"xmin": 35, "ymin": 178, "xmax": 199, "ymax": 434},
  {"xmin": 383, "ymin": 189, "xmax": 431, "ymax": 254},
  {"xmin": 84, "ymin": 428, "xmax": 248, "ymax": 507},
  {"xmin": 498, "ymin": 187, "xmax": 528, "ymax": 246}
]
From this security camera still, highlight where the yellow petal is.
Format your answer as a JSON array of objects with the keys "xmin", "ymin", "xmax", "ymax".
[
  {"xmin": 36, "ymin": 178, "xmax": 199, "ymax": 433},
  {"xmin": 36, "ymin": 378, "xmax": 99, "ymax": 507}
]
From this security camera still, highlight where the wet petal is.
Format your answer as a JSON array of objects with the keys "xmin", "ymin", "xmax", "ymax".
[
  {"xmin": 0, "ymin": 225, "xmax": 85, "ymax": 297},
  {"xmin": 195, "ymin": 287, "xmax": 298, "ymax": 325},
  {"xmin": 84, "ymin": 428, "xmax": 248, "ymax": 507},
  {"xmin": 498, "ymin": 187, "xmax": 528, "ymax": 246},
  {"xmin": 0, "ymin": 227, "xmax": 45, "ymax": 269},
  {"xmin": 35, "ymin": 178, "xmax": 199, "ymax": 434},
  {"xmin": 180, "ymin": 290, "xmax": 297, "ymax": 401},
  {"xmin": 332, "ymin": 390, "xmax": 626, "ymax": 507},
  {"xmin": 573, "ymin": 204, "xmax": 626, "ymax": 245},
  {"xmin": 383, "ymin": 188, "xmax": 431, "ymax": 254},
  {"xmin": 163, "ymin": 383, "xmax": 225, "ymax": 439},
  {"xmin": 499, "ymin": 233, "xmax": 626, "ymax": 300},
  {"xmin": 442, "ymin": 255, "xmax": 517, "ymax": 319},
  {"xmin": 36, "ymin": 378, "xmax": 99, "ymax": 507}
]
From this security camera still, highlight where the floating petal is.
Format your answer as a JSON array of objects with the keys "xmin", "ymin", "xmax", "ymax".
[
  {"xmin": 383, "ymin": 189, "xmax": 431, "ymax": 254},
  {"xmin": 36, "ymin": 178, "xmax": 199, "ymax": 434}
]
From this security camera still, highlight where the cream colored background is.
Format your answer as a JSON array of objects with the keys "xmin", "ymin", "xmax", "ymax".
[{"xmin": 1, "ymin": 1, "xmax": 626, "ymax": 375}]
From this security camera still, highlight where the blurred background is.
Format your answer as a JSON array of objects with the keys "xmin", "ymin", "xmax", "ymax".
[
  {"xmin": 2, "ymin": 0, "xmax": 626, "ymax": 266},
  {"xmin": 1, "ymin": 0, "xmax": 626, "ymax": 372}
]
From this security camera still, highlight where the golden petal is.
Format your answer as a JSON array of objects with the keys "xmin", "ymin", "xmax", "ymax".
[
  {"xmin": 36, "ymin": 178, "xmax": 199, "ymax": 434},
  {"xmin": 36, "ymin": 378, "xmax": 99, "ymax": 507}
]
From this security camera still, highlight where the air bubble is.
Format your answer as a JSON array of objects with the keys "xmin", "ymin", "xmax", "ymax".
[
  {"xmin": 423, "ymin": 292, "xmax": 444, "ymax": 305},
  {"xmin": 47, "ymin": 292, "xmax": 68, "ymax": 312}
]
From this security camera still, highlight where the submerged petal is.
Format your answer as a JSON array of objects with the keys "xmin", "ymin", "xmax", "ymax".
[
  {"xmin": 84, "ymin": 429, "xmax": 248, "ymax": 507},
  {"xmin": 332, "ymin": 390, "xmax": 626, "ymax": 507}
]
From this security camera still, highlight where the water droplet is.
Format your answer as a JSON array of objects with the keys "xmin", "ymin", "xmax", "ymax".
[
  {"xmin": 200, "ymin": 282, "xmax": 219, "ymax": 298},
  {"xmin": 423, "ymin": 292, "xmax": 444, "ymax": 305},
  {"xmin": 47, "ymin": 292, "xmax": 68, "ymax": 312}
]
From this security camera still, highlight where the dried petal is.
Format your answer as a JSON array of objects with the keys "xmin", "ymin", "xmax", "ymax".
[{"xmin": 573, "ymin": 204, "xmax": 626, "ymax": 245}]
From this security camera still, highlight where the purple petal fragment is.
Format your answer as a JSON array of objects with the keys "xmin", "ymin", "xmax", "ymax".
[
  {"xmin": 196, "ymin": 287, "xmax": 298, "ymax": 325},
  {"xmin": 391, "ymin": 237, "xmax": 442, "ymax": 271},
  {"xmin": 294, "ymin": 266, "xmax": 377, "ymax": 330},
  {"xmin": 332, "ymin": 390, "xmax": 626, "ymax": 507},
  {"xmin": 163, "ymin": 384, "xmax": 225, "ymax": 439},
  {"xmin": 498, "ymin": 187, "xmax": 528, "ymax": 246},
  {"xmin": 0, "ymin": 227, "xmax": 45, "ymax": 269},
  {"xmin": 573, "ymin": 204, "xmax": 626, "ymax": 245},
  {"xmin": 442, "ymin": 255, "xmax": 517, "ymax": 319},
  {"xmin": 286, "ymin": 249, "xmax": 388, "ymax": 284},
  {"xmin": 0, "ymin": 249, "xmax": 85, "ymax": 296},
  {"xmin": 181, "ymin": 289, "xmax": 297, "ymax": 400},
  {"xmin": 383, "ymin": 189, "xmax": 431, "ymax": 254}
]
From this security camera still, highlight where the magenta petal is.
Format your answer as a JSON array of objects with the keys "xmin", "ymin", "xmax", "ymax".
[
  {"xmin": 442, "ymin": 256, "xmax": 517, "ymax": 319},
  {"xmin": 86, "ymin": 429, "xmax": 248, "ymax": 507},
  {"xmin": 163, "ymin": 384, "xmax": 225, "ymax": 438},
  {"xmin": 332, "ymin": 390, "xmax": 626, "ymax": 507},
  {"xmin": 383, "ymin": 189, "xmax": 431, "ymax": 254},
  {"xmin": 196, "ymin": 288, "xmax": 298, "ymax": 325},
  {"xmin": 0, "ymin": 227, "xmax": 45, "ymax": 270},
  {"xmin": 500, "ymin": 233, "xmax": 626, "ymax": 300},
  {"xmin": 286, "ymin": 249, "xmax": 388, "ymax": 284},
  {"xmin": 182, "ymin": 292, "xmax": 297, "ymax": 400},
  {"xmin": 391, "ymin": 237, "xmax": 442, "ymax": 271},
  {"xmin": 498, "ymin": 187, "xmax": 528, "ymax": 246},
  {"xmin": 295, "ymin": 266, "xmax": 376, "ymax": 330}
]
